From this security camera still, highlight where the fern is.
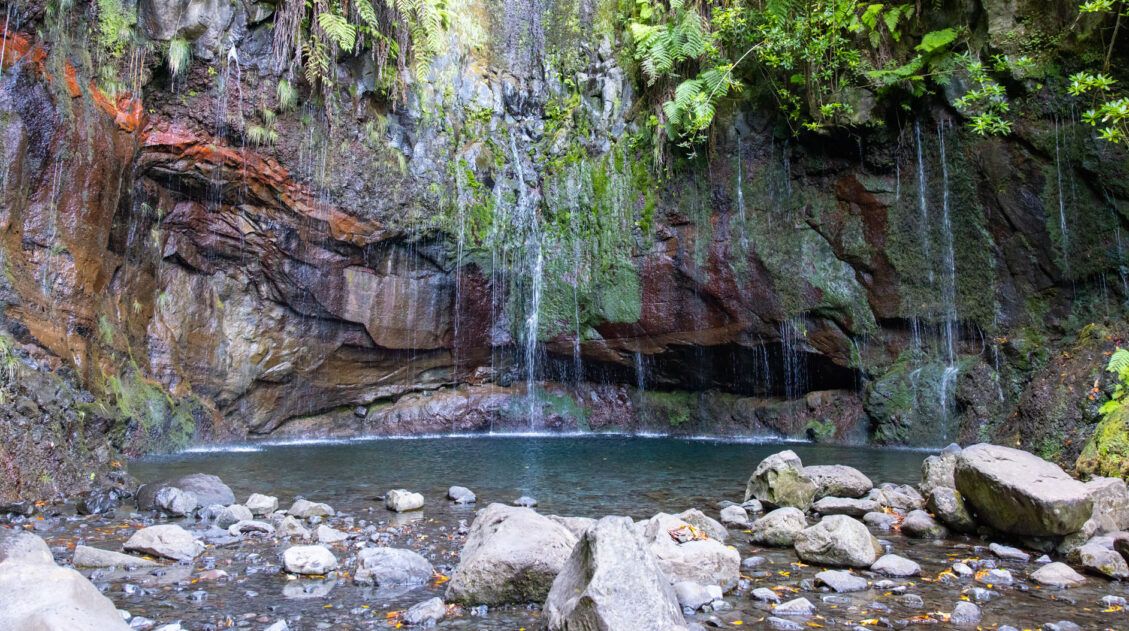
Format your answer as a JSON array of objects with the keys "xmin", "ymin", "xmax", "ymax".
[
  {"xmin": 276, "ymin": 79, "xmax": 298, "ymax": 111},
  {"xmin": 167, "ymin": 38, "xmax": 191, "ymax": 78},
  {"xmin": 318, "ymin": 11, "xmax": 357, "ymax": 51}
]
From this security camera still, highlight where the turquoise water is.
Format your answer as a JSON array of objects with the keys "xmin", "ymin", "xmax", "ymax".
[{"xmin": 133, "ymin": 435, "xmax": 927, "ymax": 517}]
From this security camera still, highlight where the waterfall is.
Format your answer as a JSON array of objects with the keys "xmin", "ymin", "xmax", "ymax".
[
  {"xmin": 1054, "ymin": 118, "xmax": 1072, "ymax": 276},
  {"xmin": 937, "ymin": 121, "xmax": 959, "ymax": 442},
  {"xmin": 634, "ymin": 350, "xmax": 646, "ymax": 393},
  {"xmin": 779, "ymin": 318, "xmax": 808, "ymax": 400},
  {"xmin": 914, "ymin": 121, "xmax": 933, "ymax": 283},
  {"xmin": 453, "ymin": 170, "xmax": 468, "ymax": 372},
  {"xmin": 735, "ymin": 137, "xmax": 749, "ymax": 252},
  {"xmin": 509, "ymin": 133, "xmax": 543, "ymax": 428}
]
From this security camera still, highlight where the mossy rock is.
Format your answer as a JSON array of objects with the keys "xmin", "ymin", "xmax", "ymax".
[{"xmin": 1077, "ymin": 401, "xmax": 1129, "ymax": 478}]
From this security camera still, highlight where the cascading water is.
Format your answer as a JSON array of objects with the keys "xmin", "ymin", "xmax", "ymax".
[
  {"xmin": 1054, "ymin": 118, "xmax": 1072, "ymax": 276},
  {"xmin": 509, "ymin": 133, "xmax": 544, "ymax": 428},
  {"xmin": 779, "ymin": 318, "xmax": 808, "ymax": 400},
  {"xmin": 936, "ymin": 121, "xmax": 959, "ymax": 442}
]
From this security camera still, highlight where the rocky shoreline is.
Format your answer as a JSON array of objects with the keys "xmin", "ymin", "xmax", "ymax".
[{"xmin": 3, "ymin": 442, "xmax": 1129, "ymax": 629}]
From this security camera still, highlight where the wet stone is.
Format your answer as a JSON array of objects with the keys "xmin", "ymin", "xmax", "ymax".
[{"xmin": 815, "ymin": 569, "xmax": 868, "ymax": 593}]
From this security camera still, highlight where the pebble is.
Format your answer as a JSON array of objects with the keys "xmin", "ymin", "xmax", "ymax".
[
  {"xmin": 871, "ymin": 554, "xmax": 921, "ymax": 577},
  {"xmin": 952, "ymin": 562, "xmax": 973, "ymax": 577},
  {"xmin": 742, "ymin": 556, "xmax": 767, "ymax": 569},
  {"xmin": 975, "ymin": 568, "xmax": 1013, "ymax": 586},
  {"xmin": 766, "ymin": 617, "xmax": 805, "ymax": 630},
  {"xmin": 752, "ymin": 587, "xmax": 781, "ymax": 603},
  {"xmin": 814, "ymin": 569, "xmax": 868, "ymax": 593},
  {"xmin": 896, "ymin": 594, "xmax": 924, "ymax": 608}
]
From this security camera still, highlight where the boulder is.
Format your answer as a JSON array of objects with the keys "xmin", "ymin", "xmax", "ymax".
[
  {"xmin": 802, "ymin": 465, "xmax": 872, "ymax": 499},
  {"xmin": 447, "ymin": 486, "xmax": 477, "ymax": 504},
  {"xmin": 276, "ymin": 515, "xmax": 311, "ymax": 538},
  {"xmin": 926, "ymin": 487, "xmax": 977, "ymax": 533},
  {"xmin": 900, "ymin": 510, "xmax": 949, "ymax": 539},
  {"xmin": 863, "ymin": 511, "xmax": 898, "ymax": 531},
  {"xmin": 403, "ymin": 597, "xmax": 447, "ymax": 626},
  {"xmin": 811, "ymin": 496, "xmax": 879, "ymax": 517},
  {"xmin": 446, "ymin": 504, "xmax": 577, "ymax": 604},
  {"xmin": 73, "ymin": 545, "xmax": 160, "ymax": 568},
  {"xmin": 548, "ymin": 515, "xmax": 596, "ymax": 539},
  {"xmin": 354, "ymin": 547, "xmax": 434, "ymax": 586},
  {"xmin": 288, "ymin": 499, "xmax": 335, "ymax": 519},
  {"xmin": 386, "ymin": 489, "xmax": 425, "ymax": 512},
  {"xmin": 954, "ymin": 443, "xmax": 1092, "ymax": 536},
  {"xmin": 1077, "ymin": 542, "xmax": 1129, "ymax": 579},
  {"xmin": 544, "ymin": 516, "xmax": 688, "ymax": 631},
  {"xmin": 154, "ymin": 487, "xmax": 197, "ymax": 517},
  {"xmin": 745, "ymin": 451, "xmax": 817, "ymax": 510},
  {"xmin": 0, "ymin": 529, "xmax": 130, "ymax": 630},
  {"xmin": 282, "ymin": 545, "xmax": 338, "ymax": 575},
  {"xmin": 675, "ymin": 508, "xmax": 728, "ymax": 542},
  {"xmin": 920, "ymin": 448, "xmax": 960, "ymax": 496},
  {"xmin": 773, "ymin": 597, "xmax": 816, "ymax": 616},
  {"xmin": 1030, "ymin": 562, "xmax": 1086, "ymax": 588},
  {"xmin": 871, "ymin": 554, "xmax": 921, "ymax": 577},
  {"xmin": 749, "ymin": 508, "xmax": 807, "ymax": 547},
  {"xmin": 867, "ymin": 484, "xmax": 925, "ymax": 511},
  {"xmin": 137, "ymin": 474, "xmax": 234, "ymax": 510},
  {"xmin": 245, "ymin": 493, "xmax": 278, "ymax": 516},
  {"xmin": 1084, "ymin": 477, "xmax": 1129, "ymax": 534},
  {"xmin": 215, "ymin": 504, "xmax": 253, "ymax": 529},
  {"xmin": 638, "ymin": 512, "xmax": 740, "ymax": 589},
  {"xmin": 793, "ymin": 515, "xmax": 880, "ymax": 568},
  {"xmin": 988, "ymin": 542, "xmax": 1030, "ymax": 562},
  {"xmin": 672, "ymin": 581, "xmax": 722, "ymax": 611},
  {"xmin": 78, "ymin": 489, "xmax": 122, "ymax": 516},
  {"xmin": 719, "ymin": 505, "xmax": 748, "ymax": 527},
  {"xmin": 123, "ymin": 525, "xmax": 203, "ymax": 562}
]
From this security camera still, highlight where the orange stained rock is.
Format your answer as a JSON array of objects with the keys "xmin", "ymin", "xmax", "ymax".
[{"xmin": 2, "ymin": 28, "xmax": 144, "ymax": 133}]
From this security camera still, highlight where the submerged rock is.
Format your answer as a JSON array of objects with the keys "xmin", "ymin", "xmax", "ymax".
[
  {"xmin": 814, "ymin": 569, "xmax": 868, "ymax": 593},
  {"xmin": 793, "ymin": 515, "xmax": 880, "ymax": 568},
  {"xmin": 802, "ymin": 465, "xmax": 872, "ymax": 499},
  {"xmin": 871, "ymin": 554, "xmax": 920, "ymax": 577},
  {"xmin": 0, "ymin": 529, "xmax": 130, "ymax": 630},
  {"xmin": 446, "ymin": 503, "xmax": 577, "ymax": 605},
  {"xmin": 954, "ymin": 443, "xmax": 1092, "ymax": 536},
  {"xmin": 354, "ymin": 547, "xmax": 433, "ymax": 586},
  {"xmin": 447, "ymin": 486, "xmax": 476, "ymax": 504},
  {"xmin": 403, "ymin": 597, "xmax": 447, "ymax": 626},
  {"xmin": 73, "ymin": 545, "xmax": 160, "ymax": 568},
  {"xmin": 745, "ymin": 451, "xmax": 817, "ymax": 510},
  {"xmin": 123, "ymin": 525, "xmax": 203, "ymax": 562},
  {"xmin": 288, "ymin": 499, "xmax": 335, "ymax": 519},
  {"xmin": 544, "ymin": 516, "xmax": 687, "ymax": 631}
]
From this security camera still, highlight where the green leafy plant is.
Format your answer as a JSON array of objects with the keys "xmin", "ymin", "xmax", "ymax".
[
  {"xmin": 95, "ymin": 0, "xmax": 136, "ymax": 57},
  {"xmin": 1069, "ymin": 0, "xmax": 1129, "ymax": 143},
  {"xmin": 277, "ymin": 78, "xmax": 299, "ymax": 111},
  {"xmin": 167, "ymin": 38, "xmax": 191, "ymax": 78},
  {"xmin": 1077, "ymin": 348, "xmax": 1129, "ymax": 476},
  {"xmin": 953, "ymin": 55, "xmax": 1012, "ymax": 136}
]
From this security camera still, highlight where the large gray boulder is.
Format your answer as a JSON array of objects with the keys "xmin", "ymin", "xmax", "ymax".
[
  {"xmin": 803, "ymin": 465, "xmax": 873, "ymax": 499},
  {"xmin": 446, "ymin": 504, "xmax": 577, "ymax": 605},
  {"xmin": 745, "ymin": 451, "xmax": 817, "ymax": 510},
  {"xmin": 1083, "ymin": 477, "xmax": 1129, "ymax": 534},
  {"xmin": 544, "ymin": 516, "xmax": 688, "ymax": 631},
  {"xmin": 920, "ymin": 445, "xmax": 961, "ymax": 496},
  {"xmin": 638, "ymin": 512, "xmax": 740, "ymax": 589},
  {"xmin": 0, "ymin": 529, "xmax": 130, "ymax": 630},
  {"xmin": 749, "ymin": 508, "xmax": 807, "ymax": 547},
  {"xmin": 137, "ymin": 473, "xmax": 234, "ymax": 510},
  {"xmin": 954, "ymin": 443, "xmax": 1092, "ymax": 536},
  {"xmin": 123, "ymin": 524, "xmax": 204, "ymax": 562},
  {"xmin": 354, "ymin": 547, "xmax": 434, "ymax": 586},
  {"xmin": 926, "ymin": 487, "xmax": 977, "ymax": 533},
  {"xmin": 793, "ymin": 515, "xmax": 881, "ymax": 568},
  {"xmin": 154, "ymin": 486, "xmax": 197, "ymax": 517}
]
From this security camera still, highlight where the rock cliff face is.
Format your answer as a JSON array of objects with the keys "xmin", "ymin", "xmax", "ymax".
[{"xmin": 0, "ymin": 0, "xmax": 1126, "ymax": 499}]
